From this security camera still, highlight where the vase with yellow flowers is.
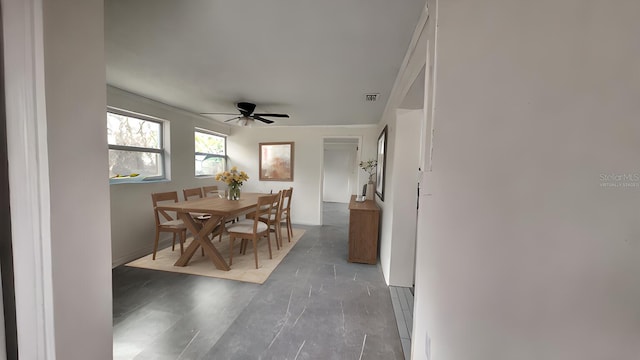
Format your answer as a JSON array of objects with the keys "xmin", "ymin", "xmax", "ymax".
[{"xmin": 215, "ymin": 166, "xmax": 249, "ymax": 200}]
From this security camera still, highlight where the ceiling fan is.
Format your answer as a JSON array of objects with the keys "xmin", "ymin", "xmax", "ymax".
[{"xmin": 200, "ymin": 102, "xmax": 289, "ymax": 126}]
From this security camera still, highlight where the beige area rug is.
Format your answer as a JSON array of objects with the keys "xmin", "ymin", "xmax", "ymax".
[{"xmin": 125, "ymin": 228, "xmax": 305, "ymax": 284}]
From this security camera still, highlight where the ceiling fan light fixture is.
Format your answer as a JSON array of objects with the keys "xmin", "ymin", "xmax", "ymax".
[{"xmin": 238, "ymin": 116, "xmax": 253, "ymax": 127}]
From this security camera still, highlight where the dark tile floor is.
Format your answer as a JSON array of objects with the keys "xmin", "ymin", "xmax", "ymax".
[{"xmin": 113, "ymin": 202, "xmax": 404, "ymax": 360}]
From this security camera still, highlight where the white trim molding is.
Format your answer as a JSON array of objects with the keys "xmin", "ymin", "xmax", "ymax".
[
  {"xmin": 381, "ymin": 4, "xmax": 430, "ymax": 125},
  {"xmin": 2, "ymin": 0, "xmax": 56, "ymax": 358}
]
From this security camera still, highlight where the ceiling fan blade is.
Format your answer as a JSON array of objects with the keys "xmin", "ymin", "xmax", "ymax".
[
  {"xmin": 200, "ymin": 112, "xmax": 240, "ymax": 116},
  {"xmin": 253, "ymin": 116, "xmax": 275, "ymax": 124},
  {"xmin": 224, "ymin": 116, "xmax": 241, "ymax": 122},
  {"xmin": 253, "ymin": 113, "xmax": 290, "ymax": 118}
]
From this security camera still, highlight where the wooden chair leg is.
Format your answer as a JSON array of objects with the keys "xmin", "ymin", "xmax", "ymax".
[
  {"xmin": 172, "ymin": 233, "xmax": 176, "ymax": 251},
  {"xmin": 277, "ymin": 223, "xmax": 284, "ymax": 248},
  {"xmin": 266, "ymin": 232, "xmax": 272, "ymax": 259},
  {"xmin": 287, "ymin": 216, "xmax": 293, "ymax": 242},
  {"xmin": 229, "ymin": 236, "xmax": 234, "ymax": 266},
  {"xmin": 273, "ymin": 224, "xmax": 280, "ymax": 250},
  {"xmin": 153, "ymin": 229, "xmax": 160, "ymax": 260},
  {"xmin": 180, "ymin": 230, "xmax": 185, "ymax": 254},
  {"xmin": 253, "ymin": 238, "xmax": 259, "ymax": 269}
]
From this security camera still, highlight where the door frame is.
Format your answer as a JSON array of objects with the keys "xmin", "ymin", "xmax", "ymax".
[
  {"xmin": 2, "ymin": 0, "xmax": 56, "ymax": 358},
  {"xmin": 319, "ymin": 136, "xmax": 362, "ymax": 225}
]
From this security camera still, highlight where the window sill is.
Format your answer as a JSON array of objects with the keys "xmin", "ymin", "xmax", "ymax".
[{"xmin": 109, "ymin": 177, "xmax": 168, "ymax": 185}]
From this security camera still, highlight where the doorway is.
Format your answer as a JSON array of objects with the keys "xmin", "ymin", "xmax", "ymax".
[{"xmin": 321, "ymin": 137, "xmax": 361, "ymax": 225}]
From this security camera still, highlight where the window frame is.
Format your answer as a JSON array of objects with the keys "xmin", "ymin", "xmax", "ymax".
[
  {"xmin": 107, "ymin": 108, "xmax": 167, "ymax": 183},
  {"xmin": 194, "ymin": 128, "xmax": 227, "ymax": 178}
]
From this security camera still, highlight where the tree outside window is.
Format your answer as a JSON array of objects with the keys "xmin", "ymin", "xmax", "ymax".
[
  {"xmin": 107, "ymin": 112, "xmax": 165, "ymax": 180},
  {"xmin": 195, "ymin": 130, "xmax": 226, "ymax": 176}
]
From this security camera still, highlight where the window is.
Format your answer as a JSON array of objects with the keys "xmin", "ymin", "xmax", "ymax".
[
  {"xmin": 195, "ymin": 129, "xmax": 226, "ymax": 177},
  {"xmin": 107, "ymin": 111, "xmax": 165, "ymax": 181}
]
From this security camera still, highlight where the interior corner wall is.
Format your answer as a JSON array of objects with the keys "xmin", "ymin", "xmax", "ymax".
[
  {"xmin": 107, "ymin": 87, "xmax": 232, "ymax": 267},
  {"xmin": 377, "ymin": 109, "xmax": 423, "ymax": 288},
  {"xmin": 388, "ymin": 109, "xmax": 421, "ymax": 287},
  {"xmin": 412, "ymin": 0, "xmax": 640, "ymax": 359},
  {"xmin": 42, "ymin": 0, "xmax": 112, "ymax": 358},
  {"xmin": 376, "ymin": 4, "xmax": 430, "ymax": 286},
  {"xmin": 227, "ymin": 126, "xmax": 378, "ymax": 225}
]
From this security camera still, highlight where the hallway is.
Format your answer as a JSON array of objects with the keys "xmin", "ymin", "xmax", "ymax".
[{"xmin": 113, "ymin": 202, "xmax": 403, "ymax": 359}]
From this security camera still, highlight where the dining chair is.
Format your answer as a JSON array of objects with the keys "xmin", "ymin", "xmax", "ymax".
[
  {"xmin": 183, "ymin": 187, "xmax": 207, "ymax": 218},
  {"xmin": 151, "ymin": 191, "xmax": 187, "ymax": 260},
  {"xmin": 183, "ymin": 187, "xmax": 203, "ymax": 200},
  {"xmin": 226, "ymin": 193, "xmax": 277, "ymax": 269},
  {"xmin": 279, "ymin": 187, "xmax": 294, "ymax": 244},
  {"xmin": 202, "ymin": 185, "xmax": 223, "ymax": 198},
  {"xmin": 254, "ymin": 190, "xmax": 283, "ymax": 250}
]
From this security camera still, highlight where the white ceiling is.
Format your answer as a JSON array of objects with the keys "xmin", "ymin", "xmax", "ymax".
[{"xmin": 105, "ymin": 0, "xmax": 426, "ymax": 127}]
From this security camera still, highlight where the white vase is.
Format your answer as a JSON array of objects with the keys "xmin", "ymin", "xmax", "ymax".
[{"xmin": 366, "ymin": 182, "xmax": 375, "ymax": 200}]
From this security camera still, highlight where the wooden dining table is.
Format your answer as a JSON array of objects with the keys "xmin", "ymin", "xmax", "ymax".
[{"xmin": 156, "ymin": 192, "xmax": 268, "ymax": 271}]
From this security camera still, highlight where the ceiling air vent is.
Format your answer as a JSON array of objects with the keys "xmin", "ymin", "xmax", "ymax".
[{"xmin": 365, "ymin": 93, "xmax": 379, "ymax": 102}]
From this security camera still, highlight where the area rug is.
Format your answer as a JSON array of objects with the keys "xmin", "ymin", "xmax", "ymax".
[{"xmin": 125, "ymin": 228, "xmax": 305, "ymax": 284}]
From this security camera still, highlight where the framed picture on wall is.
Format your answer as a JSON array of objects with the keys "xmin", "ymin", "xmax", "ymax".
[
  {"xmin": 376, "ymin": 126, "xmax": 387, "ymax": 201},
  {"xmin": 259, "ymin": 142, "xmax": 294, "ymax": 181}
]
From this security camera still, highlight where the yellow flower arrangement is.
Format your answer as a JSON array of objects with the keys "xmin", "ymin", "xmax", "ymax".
[{"xmin": 215, "ymin": 166, "xmax": 249, "ymax": 187}]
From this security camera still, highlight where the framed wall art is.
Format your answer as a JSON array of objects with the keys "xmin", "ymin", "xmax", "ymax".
[
  {"xmin": 259, "ymin": 142, "xmax": 294, "ymax": 181},
  {"xmin": 376, "ymin": 126, "xmax": 387, "ymax": 200}
]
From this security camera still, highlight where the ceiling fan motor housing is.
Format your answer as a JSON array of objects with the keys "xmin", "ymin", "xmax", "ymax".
[{"xmin": 237, "ymin": 102, "xmax": 256, "ymax": 115}]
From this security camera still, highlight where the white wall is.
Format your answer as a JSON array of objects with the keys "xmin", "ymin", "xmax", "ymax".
[
  {"xmin": 387, "ymin": 109, "xmax": 421, "ymax": 287},
  {"xmin": 108, "ymin": 87, "xmax": 231, "ymax": 266},
  {"xmin": 376, "ymin": 5, "xmax": 430, "ymax": 285},
  {"xmin": 323, "ymin": 143, "xmax": 358, "ymax": 203},
  {"xmin": 377, "ymin": 109, "xmax": 424, "ymax": 287},
  {"xmin": 412, "ymin": 1, "xmax": 640, "ymax": 359},
  {"xmin": 228, "ymin": 126, "xmax": 378, "ymax": 225},
  {"xmin": 42, "ymin": 0, "xmax": 112, "ymax": 358}
]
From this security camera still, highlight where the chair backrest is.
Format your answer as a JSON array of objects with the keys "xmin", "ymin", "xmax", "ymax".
[
  {"xmin": 203, "ymin": 185, "xmax": 223, "ymax": 198},
  {"xmin": 151, "ymin": 191, "xmax": 179, "ymax": 225},
  {"xmin": 281, "ymin": 187, "xmax": 293, "ymax": 214},
  {"xmin": 272, "ymin": 190, "xmax": 283, "ymax": 221},
  {"xmin": 183, "ymin": 187, "xmax": 203, "ymax": 201},
  {"xmin": 250, "ymin": 193, "xmax": 278, "ymax": 232}
]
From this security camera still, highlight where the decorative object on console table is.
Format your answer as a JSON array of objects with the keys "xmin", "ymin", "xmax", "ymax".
[
  {"xmin": 215, "ymin": 166, "xmax": 249, "ymax": 200},
  {"xmin": 359, "ymin": 158, "xmax": 377, "ymax": 201},
  {"xmin": 348, "ymin": 195, "xmax": 380, "ymax": 264}
]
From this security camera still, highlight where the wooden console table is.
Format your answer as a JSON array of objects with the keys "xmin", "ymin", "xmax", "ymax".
[{"xmin": 348, "ymin": 195, "xmax": 380, "ymax": 264}]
